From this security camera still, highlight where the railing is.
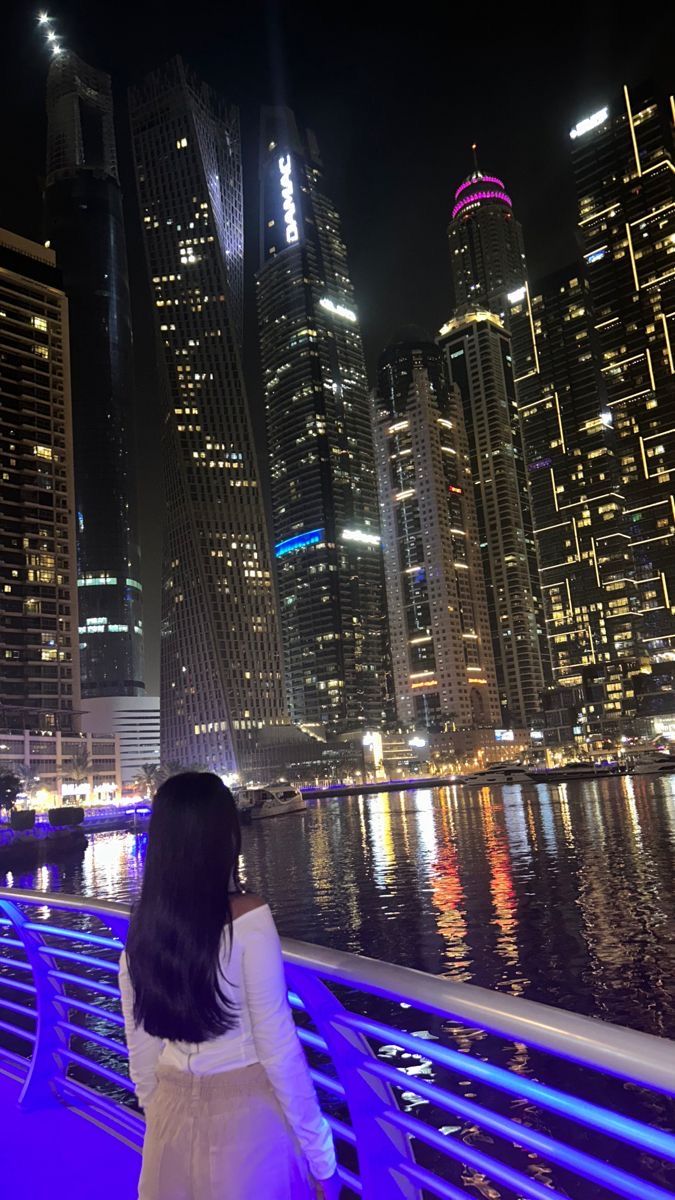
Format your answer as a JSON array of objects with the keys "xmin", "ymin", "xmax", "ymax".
[{"xmin": 1, "ymin": 889, "xmax": 675, "ymax": 1199}]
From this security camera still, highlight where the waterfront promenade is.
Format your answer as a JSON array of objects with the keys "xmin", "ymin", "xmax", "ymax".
[{"xmin": 0, "ymin": 1067, "xmax": 139, "ymax": 1198}]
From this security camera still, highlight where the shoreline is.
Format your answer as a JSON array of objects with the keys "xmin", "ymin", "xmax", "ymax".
[{"xmin": 0, "ymin": 827, "xmax": 88, "ymax": 869}]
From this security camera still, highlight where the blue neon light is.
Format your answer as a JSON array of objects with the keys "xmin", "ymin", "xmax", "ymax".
[
  {"xmin": 275, "ymin": 528, "xmax": 324, "ymax": 558},
  {"xmin": 1, "ymin": 890, "xmax": 674, "ymax": 1200}
]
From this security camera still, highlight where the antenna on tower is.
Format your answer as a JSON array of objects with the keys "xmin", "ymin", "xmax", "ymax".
[{"xmin": 471, "ymin": 143, "xmax": 479, "ymax": 173}]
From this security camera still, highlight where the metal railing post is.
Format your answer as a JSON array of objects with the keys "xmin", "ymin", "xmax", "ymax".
[
  {"xmin": 286, "ymin": 962, "xmax": 420, "ymax": 1200},
  {"xmin": 0, "ymin": 896, "xmax": 63, "ymax": 1110}
]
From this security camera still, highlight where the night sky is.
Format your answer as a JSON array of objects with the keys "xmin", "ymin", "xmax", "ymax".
[{"xmin": 1, "ymin": 1, "xmax": 673, "ymax": 694}]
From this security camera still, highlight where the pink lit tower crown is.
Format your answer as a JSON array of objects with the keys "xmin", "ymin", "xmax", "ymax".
[{"xmin": 448, "ymin": 145, "xmax": 527, "ymax": 323}]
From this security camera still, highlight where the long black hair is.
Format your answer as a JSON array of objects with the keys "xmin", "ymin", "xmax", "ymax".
[{"xmin": 126, "ymin": 772, "xmax": 242, "ymax": 1042}]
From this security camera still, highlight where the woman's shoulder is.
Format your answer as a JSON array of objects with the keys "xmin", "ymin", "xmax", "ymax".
[{"xmin": 229, "ymin": 892, "xmax": 268, "ymax": 921}]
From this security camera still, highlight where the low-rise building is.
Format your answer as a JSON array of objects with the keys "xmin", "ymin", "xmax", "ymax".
[{"xmin": 0, "ymin": 730, "xmax": 121, "ymax": 807}]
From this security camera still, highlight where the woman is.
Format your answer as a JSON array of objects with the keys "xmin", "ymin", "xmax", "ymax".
[{"xmin": 119, "ymin": 771, "xmax": 339, "ymax": 1199}]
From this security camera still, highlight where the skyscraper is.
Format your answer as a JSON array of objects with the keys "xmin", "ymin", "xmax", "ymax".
[
  {"xmin": 129, "ymin": 59, "xmax": 286, "ymax": 773},
  {"xmin": 45, "ymin": 51, "xmax": 144, "ymax": 699},
  {"xmin": 509, "ymin": 270, "xmax": 640, "ymax": 741},
  {"xmin": 256, "ymin": 107, "xmax": 386, "ymax": 735},
  {"xmin": 439, "ymin": 311, "xmax": 547, "ymax": 726},
  {"xmin": 0, "ymin": 228, "xmax": 80, "ymax": 733},
  {"xmin": 372, "ymin": 334, "xmax": 500, "ymax": 730},
  {"xmin": 569, "ymin": 87, "xmax": 675, "ymax": 729},
  {"xmin": 448, "ymin": 152, "xmax": 526, "ymax": 320}
]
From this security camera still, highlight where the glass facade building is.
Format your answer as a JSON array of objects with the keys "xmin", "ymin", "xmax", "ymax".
[
  {"xmin": 448, "ymin": 159, "xmax": 527, "ymax": 321},
  {"xmin": 509, "ymin": 270, "xmax": 640, "ymax": 741},
  {"xmin": 0, "ymin": 228, "xmax": 80, "ymax": 733},
  {"xmin": 569, "ymin": 88, "xmax": 675, "ymax": 726},
  {"xmin": 45, "ymin": 51, "xmax": 144, "ymax": 699},
  {"xmin": 439, "ymin": 312, "xmax": 547, "ymax": 727},
  {"xmin": 129, "ymin": 59, "xmax": 286, "ymax": 773},
  {"xmin": 256, "ymin": 107, "xmax": 386, "ymax": 735},
  {"xmin": 372, "ymin": 335, "xmax": 500, "ymax": 730}
]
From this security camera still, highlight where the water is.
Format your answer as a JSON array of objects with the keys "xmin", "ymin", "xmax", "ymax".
[
  {"xmin": 3, "ymin": 774, "xmax": 674, "ymax": 1037},
  {"xmin": 3, "ymin": 775, "xmax": 675, "ymax": 1195}
]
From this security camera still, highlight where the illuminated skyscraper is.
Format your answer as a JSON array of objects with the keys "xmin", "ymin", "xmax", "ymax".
[
  {"xmin": 448, "ymin": 151, "xmax": 526, "ymax": 320},
  {"xmin": 45, "ymin": 51, "xmax": 144, "ymax": 698},
  {"xmin": 0, "ymin": 228, "xmax": 80, "ymax": 733},
  {"xmin": 129, "ymin": 59, "xmax": 286, "ymax": 772},
  {"xmin": 509, "ymin": 270, "xmax": 640, "ymax": 741},
  {"xmin": 256, "ymin": 107, "xmax": 386, "ymax": 734},
  {"xmin": 439, "ymin": 312, "xmax": 547, "ymax": 726},
  {"xmin": 372, "ymin": 334, "xmax": 500, "ymax": 730},
  {"xmin": 568, "ymin": 88, "xmax": 675, "ymax": 728}
]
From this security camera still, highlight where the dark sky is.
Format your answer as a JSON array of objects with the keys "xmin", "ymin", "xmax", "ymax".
[{"xmin": 1, "ymin": 0, "xmax": 673, "ymax": 694}]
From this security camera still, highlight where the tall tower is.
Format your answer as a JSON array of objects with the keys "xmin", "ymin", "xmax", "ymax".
[
  {"xmin": 372, "ymin": 334, "xmax": 500, "ymax": 731},
  {"xmin": 509, "ymin": 270, "xmax": 640, "ymax": 742},
  {"xmin": 129, "ymin": 59, "xmax": 287, "ymax": 773},
  {"xmin": 568, "ymin": 88, "xmax": 675, "ymax": 730},
  {"xmin": 45, "ymin": 50, "xmax": 144, "ymax": 699},
  {"xmin": 0, "ymin": 228, "xmax": 80, "ymax": 733},
  {"xmin": 256, "ymin": 107, "xmax": 386, "ymax": 735},
  {"xmin": 448, "ymin": 150, "xmax": 527, "ymax": 320},
  {"xmin": 439, "ymin": 312, "xmax": 547, "ymax": 727}
]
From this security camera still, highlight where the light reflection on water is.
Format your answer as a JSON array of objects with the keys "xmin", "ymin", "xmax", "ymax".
[{"xmin": 2, "ymin": 775, "xmax": 675, "ymax": 1037}]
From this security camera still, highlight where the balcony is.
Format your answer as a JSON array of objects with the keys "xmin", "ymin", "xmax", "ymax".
[{"xmin": 1, "ymin": 888, "xmax": 674, "ymax": 1198}]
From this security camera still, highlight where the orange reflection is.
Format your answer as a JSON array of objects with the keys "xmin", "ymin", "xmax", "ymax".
[
  {"xmin": 429, "ymin": 799, "xmax": 471, "ymax": 982},
  {"xmin": 480, "ymin": 795, "xmax": 519, "ymax": 971}
]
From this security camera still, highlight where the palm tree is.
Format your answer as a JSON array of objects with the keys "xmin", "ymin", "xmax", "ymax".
[
  {"xmin": 14, "ymin": 765, "xmax": 42, "ymax": 802},
  {"xmin": 0, "ymin": 772, "xmax": 21, "ymax": 815},
  {"xmin": 134, "ymin": 762, "xmax": 162, "ymax": 798},
  {"xmin": 63, "ymin": 745, "xmax": 92, "ymax": 802}
]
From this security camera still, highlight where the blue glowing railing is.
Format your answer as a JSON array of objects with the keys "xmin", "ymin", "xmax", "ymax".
[{"xmin": 1, "ymin": 889, "xmax": 675, "ymax": 1199}]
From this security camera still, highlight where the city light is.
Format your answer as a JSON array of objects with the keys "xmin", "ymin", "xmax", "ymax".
[
  {"xmin": 452, "ymin": 189, "xmax": 513, "ymax": 220},
  {"xmin": 37, "ymin": 12, "xmax": 50, "ymax": 23},
  {"xmin": 278, "ymin": 154, "xmax": 299, "ymax": 245},
  {"xmin": 454, "ymin": 173, "xmax": 505, "ymax": 201},
  {"xmin": 341, "ymin": 528, "xmax": 380, "ymax": 546},
  {"xmin": 274, "ymin": 528, "xmax": 324, "ymax": 557},
  {"xmin": 569, "ymin": 106, "xmax": 609, "ymax": 140},
  {"xmin": 319, "ymin": 296, "xmax": 357, "ymax": 323},
  {"xmin": 507, "ymin": 286, "xmax": 526, "ymax": 304}
]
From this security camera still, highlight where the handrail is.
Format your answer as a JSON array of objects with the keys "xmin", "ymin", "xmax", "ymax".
[
  {"xmin": 6, "ymin": 887, "xmax": 675, "ymax": 1094},
  {"xmin": 283, "ymin": 937, "xmax": 675, "ymax": 1095},
  {"xmin": 1, "ymin": 888, "xmax": 675, "ymax": 1200}
]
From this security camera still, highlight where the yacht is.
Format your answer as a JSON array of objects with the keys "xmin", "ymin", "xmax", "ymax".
[
  {"xmin": 460, "ymin": 763, "xmax": 534, "ymax": 786},
  {"xmin": 530, "ymin": 761, "xmax": 619, "ymax": 783},
  {"xmin": 629, "ymin": 750, "xmax": 675, "ymax": 776},
  {"xmin": 236, "ymin": 784, "xmax": 307, "ymax": 821}
]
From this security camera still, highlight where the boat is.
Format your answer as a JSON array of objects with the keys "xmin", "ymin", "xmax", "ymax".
[
  {"xmin": 236, "ymin": 784, "xmax": 307, "ymax": 821},
  {"xmin": 530, "ymin": 761, "xmax": 620, "ymax": 783},
  {"xmin": 628, "ymin": 749, "xmax": 675, "ymax": 776},
  {"xmin": 459, "ymin": 762, "xmax": 534, "ymax": 786}
]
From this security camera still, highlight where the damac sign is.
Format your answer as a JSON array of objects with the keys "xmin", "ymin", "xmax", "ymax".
[{"xmin": 278, "ymin": 155, "xmax": 299, "ymax": 245}]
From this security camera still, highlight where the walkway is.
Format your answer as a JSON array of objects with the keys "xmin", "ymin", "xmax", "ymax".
[{"xmin": 0, "ymin": 1067, "xmax": 140, "ymax": 1199}]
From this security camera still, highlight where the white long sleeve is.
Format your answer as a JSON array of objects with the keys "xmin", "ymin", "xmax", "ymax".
[
  {"xmin": 117, "ymin": 906, "xmax": 336, "ymax": 1181},
  {"xmin": 241, "ymin": 905, "xmax": 336, "ymax": 1181},
  {"xmin": 118, "ymin": 951, "xmax": 164, "ymax": 1108}
]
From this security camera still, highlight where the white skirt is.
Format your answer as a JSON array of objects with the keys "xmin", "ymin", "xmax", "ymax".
[{"xmin": 138, "ymin": 1062, "xmax": 314, "ymax": 1199}]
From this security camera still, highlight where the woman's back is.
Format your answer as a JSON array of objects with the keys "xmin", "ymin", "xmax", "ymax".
[
  {"xmin": 119, "ymin": 773, "xmax": 336, "ymax": 1199},
  {"xmin": 121, "ymin": 896, "xmax": 286, "ymax": 1077}
]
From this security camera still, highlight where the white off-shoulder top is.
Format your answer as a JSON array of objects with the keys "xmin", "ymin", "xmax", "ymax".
[{"xmin": 118, "ymin": 902, "xmax": 336, "ymax": 1181}]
